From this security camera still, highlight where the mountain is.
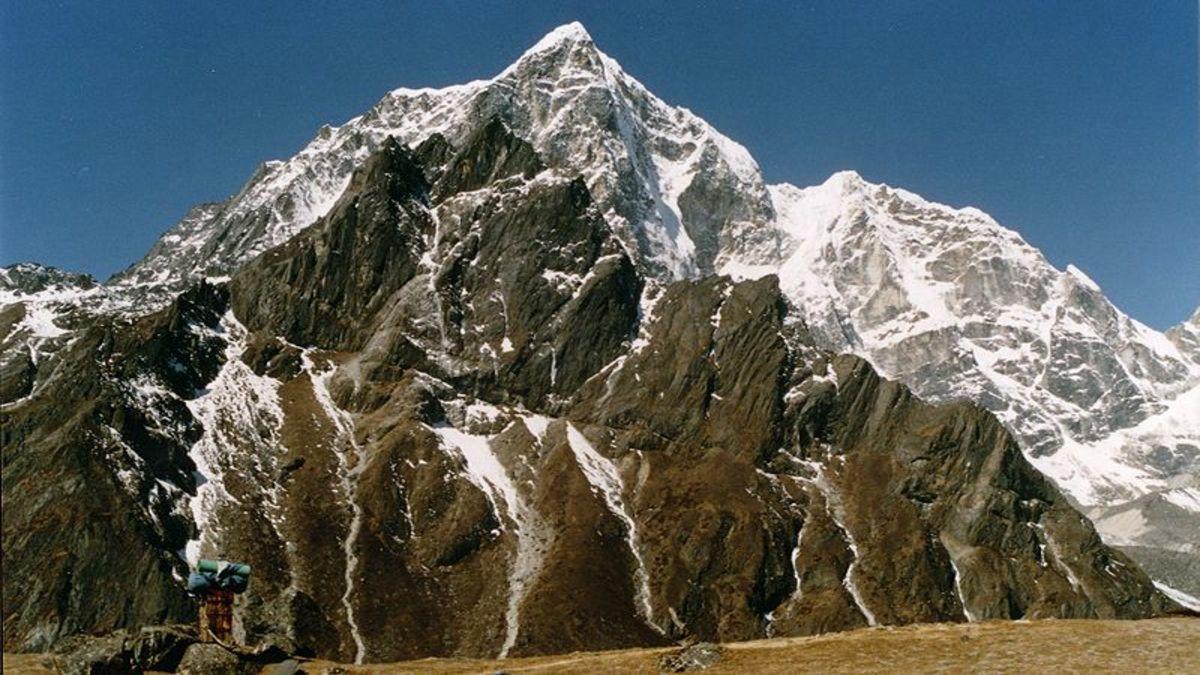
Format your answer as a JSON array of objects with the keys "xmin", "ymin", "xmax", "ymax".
[
  {"xmin": 107, "ymin": 23, "xmax": 1198, "ymax": 514},
  {"xmin": 106, "ymin": 22, "xmax": 1199, "ymax": 590},
  {"xmin": 1, "ymin": 22, "xmax": 1193, "ymax": 658},
  {"xmin": 719, "ymin": 172, "xmax": 1200, "ymax": 595},
  {"xmin": 731, "ymin": 172, "xmax": 1200, "ymax": 595},
  {"xmin": 110, "ymin": 22, "xmax": 769, "ymax": 297}
]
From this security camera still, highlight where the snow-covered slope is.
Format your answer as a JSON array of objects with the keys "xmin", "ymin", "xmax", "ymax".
[
  {"xmin": 722, "ymin": 171, "xmax": 1200, "ymax": 509},
  {"xmin": 112, "ymin": 22, "xmax": 770, "ymax": 296},
  {"xmin": 50, "ymin": 21, "xmax": 1199, "ymax": 559},
  {"xmin": 1167, "ymin": 307, "xmax": 1200, "ymax": 363},
  {"xmin": 0, "ymin": 264, "xmax": 115, "ymax": 405}
]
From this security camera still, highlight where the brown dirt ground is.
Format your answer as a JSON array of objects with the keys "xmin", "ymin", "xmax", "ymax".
[{"xmin": 6, "ymin": 618, "xmax": 1197, "ymax": 674}]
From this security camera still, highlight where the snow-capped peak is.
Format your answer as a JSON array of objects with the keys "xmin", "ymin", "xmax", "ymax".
[
  {"xmin": 825, "ymin": 169, "xmax": 866, "ymax": 190},
  {"xmin": 114, "ymin": 21, "xmax": 770, "ymax": 289},
  {"xmin": 496, "ymin": 21, "xmax": 601, "ymax": 80},
  {"xmin": 721, "ymin": 167, "xmax": 1200, "ymax": 509},
  {"xmin": 1066, "ymin": 264, "xmax": 1102, "ymax": 292},
  {"xmin": 523, "ymin": 21, "xmax": 594, "ymax": 54}
]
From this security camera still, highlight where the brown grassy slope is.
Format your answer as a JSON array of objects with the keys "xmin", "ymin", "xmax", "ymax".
[
  {"xmin": 305, "ymin": 618, "xmax": 1199, "ymax": 674},
  {"xmin": 5, "ymin": 618, "xmax": 1196, "ymax": 673}
]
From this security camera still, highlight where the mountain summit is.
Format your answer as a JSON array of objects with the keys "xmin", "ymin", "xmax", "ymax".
[
  {"xmin": 111, "ymin": 20, "xmax": 767, "ymax": 293},
  {"xmin": 2, "ymin": 22, "xmax": 1196, "ymax": 660}
]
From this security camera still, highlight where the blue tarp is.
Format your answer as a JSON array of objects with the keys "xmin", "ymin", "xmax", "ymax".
[{"xmin": 187, "ymin": 559, "xmax": 250, "ymax": 593}]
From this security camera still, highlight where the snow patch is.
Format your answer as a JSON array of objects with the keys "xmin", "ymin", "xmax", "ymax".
[
  {"xmin": 302, "ymin": 351, "xmax": 368, "ymax": 664},
  {"xmin": 564, "ymin": 423, "xmax": 662, "ymax": 634},
  {"xmin": 430, "ymin": 420, "xmax": 547, "ymax": 658},
  {"xmin": 1154, "ymin": 581, "xmax": 1200, "ymax": 611},
  {"xmin": 22, "ymin": 303, "xmax": 68, "ymax": 338},
  {"xmin": 520, "ymin": 414, "xmax": 552, "ymax": 443}
]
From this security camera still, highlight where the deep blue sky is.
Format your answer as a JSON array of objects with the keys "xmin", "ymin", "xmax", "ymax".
[{"xmin": 1, "ymin": 1, "xmax": 1196, "ymax": 328}]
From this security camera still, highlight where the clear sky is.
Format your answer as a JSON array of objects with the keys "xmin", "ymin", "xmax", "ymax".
[{"xmin": 1, "ymin": 1, "xmax": 1196, "ymax": 328}]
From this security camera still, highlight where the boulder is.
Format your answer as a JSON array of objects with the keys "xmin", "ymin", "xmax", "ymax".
[
  {"xmin": 661, "ymin": 642, "xmax": 723, "ymax": 671},
  {"xmin": 177, "ymin": 643, "xmax": 251, "ymax": 674},
  {"xmin": 51, "ymin": 624, "xmax": 196, "ymax": 674}
]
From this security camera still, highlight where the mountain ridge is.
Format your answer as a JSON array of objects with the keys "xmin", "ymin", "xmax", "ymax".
[
  {"xmin": 9, "ymin": 20, "xmax": 1198, "ymax": 562},
  {"xmin": 1, "ymin": 21, "xmax": 1195, "ymax": 658}
]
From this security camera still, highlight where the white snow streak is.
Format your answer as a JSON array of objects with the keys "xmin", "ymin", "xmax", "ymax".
[
  {"xmin": 1154, "ymin": 581, "xmax": 1200, "ymax": 611},
  {"xmin": 789, "ymin": 519, "xmax": 808, "ymax": 601},
  {"xmin": 947, "ymin": 556, "xmax": 978, "ymax": 622},
  {"xmin": 803, "ymin": 461, "xmax": 879, "ymax": 626},
  {"xmin": 430, "ymin": 422, "xmax": 546, "ymax": 658},
  {"xmin": 564, "ymin": 423, "xmax": 663, "ymax": 634},
  {"xmin": 302, "ymin": 351, "xmax": 368, "ymax": 665}
]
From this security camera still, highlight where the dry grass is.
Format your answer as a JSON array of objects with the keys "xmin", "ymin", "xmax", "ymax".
[
  {"xmin": 306, "ymin": 618, "xmax": 1200, "ymax": 674},
  {"xmin": 6, "ymin": 618, "xmax": 1197, "ymax": 674},
  {"xmin": 1, "ymin": 654, "xmax": 54, "ymax": 674}
]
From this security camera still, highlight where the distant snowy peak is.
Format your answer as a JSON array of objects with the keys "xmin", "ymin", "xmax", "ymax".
[
  {"xmin": 0, "ymin": 264, "xmax": 109, "ymax": 391},
  {"xmin": 0, "ymin": 263, "xmax": 104, "ymax": 342},
  {"xmin": 721, "ymin": 169, "xmax": 1199, "ymax": 506},
  {"xmin": 1167, "ymin": 306, "xmax": 1200, "ymax": 362},
  {"xmin": 515, "ymin": 20, "xmax": 592, "ymax": 54},
  {"xmin": 114, "ymin": 20, "xmax": 769, "ymax": 293},
  {"xmin": 0, "ymin": 262, "xmax": 96, "ymax": 299}
]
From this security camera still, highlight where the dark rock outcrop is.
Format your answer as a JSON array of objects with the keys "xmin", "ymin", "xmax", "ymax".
[
  {"xmin": 231, "ymin": 137, "xmax": 433, "ymax": 348},
  {"xmin": 50, "ymin": 624, "xmax": 197, "ymax": 674}
]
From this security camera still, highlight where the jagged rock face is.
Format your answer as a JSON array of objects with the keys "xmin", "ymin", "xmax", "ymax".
[
  {"xmin": 231, "ymin": 119, "xmax": 641, "ymax": 410},
  {"xmin": 230, "ymin": 137, "xmax": 435, "ymax": 349},
  {"xmin": 1, "ymin": 283, "xmax": 230, "ymax": 649},
  {"xmin": 109, "ymin": 23, "xmax": 769, "ymax": 296},
  {"xmin": 569, "ymin": 276, "xmax": 1168, "ymax": 632},
  {"xmin": 0, "ymin": 263, "xmax": 96, "ymax": 295},
  {"xmin": 1, "ymin": 125, "xmax": 1180, "ymax": 660},
  {"xmin": 89, "ymin": 23, "xmax": 1197, "ymax": 573}
]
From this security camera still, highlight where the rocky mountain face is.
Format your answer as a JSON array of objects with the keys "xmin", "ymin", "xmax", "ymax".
[
  {"xmin": 1, "ymin": 21, "xmax": 1194, "ymax": 659},
  {"xmin": 104, "ymin": 24, "xmax": 1199, "ymax": 559},
  {"xmin": 1, "ymin": 126, "xmax": 1180, "ymax": 659},
  {"xmin": 109, "ymin": 22, "xmax": 768, "ymax": 297},
  {"xmin": 723, "ymin": 174, "xmax": 1200, "ymax": 601}
]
